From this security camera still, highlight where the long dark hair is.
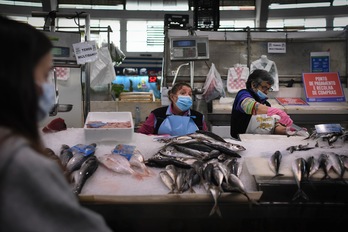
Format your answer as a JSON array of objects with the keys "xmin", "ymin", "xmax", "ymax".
[{"xmin": 0, "ymin": 16, "xmax": 53, "ymax": 152}]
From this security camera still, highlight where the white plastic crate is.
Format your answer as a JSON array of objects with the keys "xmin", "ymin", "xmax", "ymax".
[{"xmin": 84, "ymin": 112, "xmax": 134, "ymax": 142}]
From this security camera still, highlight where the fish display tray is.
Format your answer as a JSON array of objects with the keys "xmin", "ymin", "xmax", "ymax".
[{"xmin": 84, "ymin": 112, "xmax": 134, "ymax": 143}]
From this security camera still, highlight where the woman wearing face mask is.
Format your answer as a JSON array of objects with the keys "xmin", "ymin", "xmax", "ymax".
[
  {"xmin": 0, "ymin": 16, "xmax": 112, "ymax": 232},
  {"xmin": 230, "ymin": 69, "xmax": 293, "ymax": 140},
  {"xmin": 138, "ymin": 82, "xmax": 208, "ymax": 136}
]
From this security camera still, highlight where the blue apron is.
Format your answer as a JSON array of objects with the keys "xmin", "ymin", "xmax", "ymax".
[{"xmin": 158, "ymin": 115, "xmax": 198, "ymax": 136}]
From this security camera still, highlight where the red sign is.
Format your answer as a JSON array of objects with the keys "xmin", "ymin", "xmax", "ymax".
[
  {"xmin": 276, "ymin": 97, "xmax": 308, "ymax": 106},
  {"xmin": 302, "ymin": 72, "xmax": 346, "ymax": 102}
]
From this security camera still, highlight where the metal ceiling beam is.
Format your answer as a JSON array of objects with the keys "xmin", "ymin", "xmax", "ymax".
[{"xmin": 255, "ymin": 0, "xmax": 270, "ymax": 30}]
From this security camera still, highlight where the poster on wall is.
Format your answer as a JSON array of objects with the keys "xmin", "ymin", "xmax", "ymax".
[
  {"xmin": 302, "ymin": 72, "xmax": 345, "ymax": 102},
  {"xmin": 310, "ymin": 51, "xmax": 330, "ymax": 72}
]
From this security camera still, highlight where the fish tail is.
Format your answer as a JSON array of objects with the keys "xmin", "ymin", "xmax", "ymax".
[
  {"xmin": 209, "ymin": 204, "xmax": 222, "ymax": 217},
  {"xmin": 292, "ymin": 188, "xmax": 309, "ymax": 201},
  {"xmin": 271, "ymin": 173, "xmax": 284, "ymax": 179}
]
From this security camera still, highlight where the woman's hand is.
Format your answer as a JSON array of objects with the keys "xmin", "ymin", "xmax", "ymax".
[{"xmin": 267, "ymin": 107, "xmax": 293, "ymax": 127}]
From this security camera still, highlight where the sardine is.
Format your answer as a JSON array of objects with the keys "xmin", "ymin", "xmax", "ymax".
[
  {"xmin": 291, "ymin": 157, "xmax": 309, "ymax": 201},
  {"xmin": 159, "ymin": 170, "xmax": 176, "ymax": 194},
  {"xmin": 176, "ymin": 169, "xmax": 187, "ymax": 193},
  {"xmin": 286, "ymin": 143, "xmax": 315, "ymax": 154},
  {"xmin": 268, "ymin": 150, "xmax": 284, "ymax": 179},
  {"xmin": 333, "ymin": 153, "xmax": 345, "ymax": 180},
  {"xmin": 165, "ymin": 164, "xmax": 178, "ymax": 185},
  {"xmin": 71, "ymin": 155, "xmax": 99, "ymax": 195}
]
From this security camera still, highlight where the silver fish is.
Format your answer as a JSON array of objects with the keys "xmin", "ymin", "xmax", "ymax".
[
  {"xmin": 59, "ymin": 145, "xmax": 73, "ymax": 168},
  {"xmin": 185, "ymin": 168, "xmax": 199, "ymax": 193},
  {"xmin": 71, "ymin": 155, "xmax": 99, "ymax": 195},
  {"xmin": 66, "ymin": 152, "xmax": 90, "ymax": 175},
  {"xmin": 268, "ymin": 150, "xmax": 284, "ymax": 179},
  {"xmin": 291, "ymin": 157, "xmax": 309, "ymax": 201},
  {"xmin": 165, "ymin": 164, "xmax": 177, "ymax": 187},
  {"xmin": 318, "ymin": 153, "xmax": 332, "ymax": 180},
  {"xmin": 208, "ymin": 185, "xmax": 222, "ymax": 217},
  {"xmin": 176, "ymin": 169, "xmax": 187, "ymax": 193},
  {"xmin": 212, "ymin": 165, "xmax": 224, "ymax": 189},
  {"xmin": 173, "ymin": 144, "xmax": 209, "ymax": 160},
  {"xmin": 306, "ymin": 156, "xmax": 320, "ymax": 178},
  {"xmin": 159, "ymin": 170, "xmax": 176, "ymax": 194}
]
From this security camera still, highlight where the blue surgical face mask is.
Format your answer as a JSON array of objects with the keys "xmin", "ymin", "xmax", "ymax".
[
  {"xmin": 256, "ymin": 89, "xmax": 268, "ymax": 101},
  {"xmin": 37, "ymin": 82, "xmax": 56, "ymax": 122},
  {"xmin": 176, "ymin": 95, "xmax": 192, "ymax": 112}
]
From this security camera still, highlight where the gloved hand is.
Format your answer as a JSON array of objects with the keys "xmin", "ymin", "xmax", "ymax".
[{"xmin": 267, "ymin": 107, "xmax": 293, "ymax": 127}]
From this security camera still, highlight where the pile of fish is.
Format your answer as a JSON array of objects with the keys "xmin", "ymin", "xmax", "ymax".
[
  {"xmin": 146, "ymin": 130, "xmax": 253, "ymax": 217},
  {"xmin": 58, "ymin": 143, "xmax": 99, "ymax": 195},
  {"xmin": 268, "ymin": 149, "xmax": 348, "ymax": 201},
  {"xmin": 306, "ymin": 129, "xmax": 348, "ymax": 147}
]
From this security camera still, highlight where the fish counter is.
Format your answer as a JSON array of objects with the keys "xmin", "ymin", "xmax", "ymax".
[{"xmin": 42, "ymin": 129, "xmax": 348, "ymax": 232}]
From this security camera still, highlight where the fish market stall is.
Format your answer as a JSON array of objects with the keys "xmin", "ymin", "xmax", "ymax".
[{"xmin": 41, "ymin": 127, "xmax": 348, "ymax": 231}]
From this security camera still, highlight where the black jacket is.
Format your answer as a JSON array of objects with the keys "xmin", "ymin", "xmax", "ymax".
[{"xmin": 230, "ymin": 89, "xmax": 271, "ymax": 140}]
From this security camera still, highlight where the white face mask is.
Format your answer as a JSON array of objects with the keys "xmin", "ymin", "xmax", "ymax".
[{"xmin": 37, "ymin": 82, "xmax": 56, "ymax": 122}]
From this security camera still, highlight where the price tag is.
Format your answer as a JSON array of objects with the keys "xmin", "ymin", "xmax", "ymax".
[{"xmin": 72, "ymin": 41, "xmax": 98, "ymax": 64}]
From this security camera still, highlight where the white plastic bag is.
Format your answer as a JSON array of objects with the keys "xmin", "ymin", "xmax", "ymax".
[
  {"xmin": 201, "ymin": 63, "xmax": 225, "ymax": 102},
  {"xmin": 90, "ymin": 47, "xmax": 116, "ymax": 90}
]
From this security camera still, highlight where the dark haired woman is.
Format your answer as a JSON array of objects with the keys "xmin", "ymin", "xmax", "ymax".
[
  {"xmin": 0, "ymin": 16, "xmax": 112, "ymax": 232},
  {"xmin": 230, "ymin": 69, "xmax": 293, "ymax": 140},
  {"xmin": 138, "ymin": 82, "xmax": 207, "ymax": 136}
]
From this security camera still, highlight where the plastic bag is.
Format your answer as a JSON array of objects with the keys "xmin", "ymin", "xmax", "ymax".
[
  {"xmin": 108, "ymin": 42, "xmax": 126, "ymax": 66},
  {"xmin": 90, "ymin": 46, "xmax": 116, "ymax": 90},
  {"xmin": 201, "ymin": 63, "xmax": 225, "ymax": 102}
]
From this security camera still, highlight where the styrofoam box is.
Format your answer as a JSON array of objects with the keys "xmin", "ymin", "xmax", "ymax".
[{"xmin": 84, "ymin": 112, "xmax": 134, "ymax": 142}]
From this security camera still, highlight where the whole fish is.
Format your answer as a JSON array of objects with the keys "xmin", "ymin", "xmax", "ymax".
[
  {"xmin": 193, "ymin": 130, "xmax": 227, "ymax": 143},
  {"xmin": 191, "ymin": 160, "xmax": 205, "ymax": 186},
  {"xmin": 98, "ymin": 153, "xmax": 144, "ymax": 180},
  {"xmin": 59, "ymin": 145, "xmax": 73, "ymax": 168},
  {"xmin": 208, "ymin": 184, "xmax": 222, "ymax": 217},
  {"xmin": 226, "ymin": 173, "xmax": 255, "ymax": 206},
  {"xmin": 212, "ymin": 165, "xmax": 224, "ymax": 189},
  {"xmin": 129, "ymin": 150, "xmax": 151, "ymax": 176},
  {"xmin": 180, "ymin": 142, "xmax": 215, "ymax": 153},
  {"xmin": 176, "ymin": 169, "xmax": 187, "ymax": 193},
  {"xmin": 201, "ymin": 140, "xmax": 242, "ymax": 158},
  {"xmin": 159, "ymin": 170, "xmax": 176, "ymax": 194},
  {"xmin": 71, "ymin": 155, "xmax": 99, "ymax": 195},
  {"xmin": 145, "ymin": 153, "xmax": 194, "ymax": 169},
  {"xmin": 286, "ymin": 143, "xmax": 315, "ymax": 153},
  {"xmin": 306, "ymin": 156, "xmax": 320, "ymax": 178},
  {"xmin": 173, "ymin": 144, "xmax": 209, "ymax": 160},
  {"xmin": 203, "ymin": 150, "xmax": 222, "ymax": 161},
  {"xmin": 333, "ymin": 153, "xmax": 345, "ymax": 180},
  {"xmin": 318, "ymin": 153, "xmax": 332, "ymax": 180},
  {"xmin": 185, "ymin": 167, "xmax": 199, "ymax": 193},
  {"xmin": 165, "ymin": 164, "xmax": 178, "ymax": 185},
  {"xmin": 291, "ymin": 157, "xmax": 309, "ymax": 201},
  {"xmin": 66, "ymin": 152, "xmax": 90, "ymax": 175},
  {"xmin": 268, "ymin": 150, "xmax": 284, "ymax": 179},
  {"xmin": 340, "ymin": 155, "xmax": 348, "ymax": 170}
]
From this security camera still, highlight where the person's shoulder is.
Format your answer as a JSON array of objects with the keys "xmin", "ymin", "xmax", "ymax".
[
  {"xmin": 152, "ymin": 106, "xmax": 168, "ymax": 114},
  {"xmin": 190, "ymin": 109, "xmax": 203, "ymax": 117}
]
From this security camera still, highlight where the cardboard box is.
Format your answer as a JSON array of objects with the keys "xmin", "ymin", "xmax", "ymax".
[{"xmin": 84, "ymin": 112, "xmax": 134, "ymax": 142}]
